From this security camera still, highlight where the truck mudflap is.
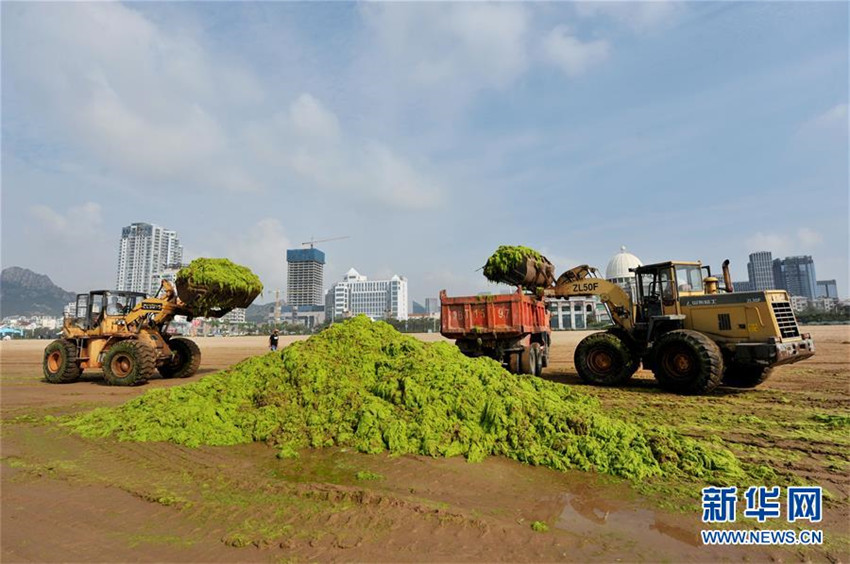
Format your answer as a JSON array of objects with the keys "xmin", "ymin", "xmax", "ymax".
[{"xmin": 733, "ymin": 336, "xmax": 815, "ymax": 367}]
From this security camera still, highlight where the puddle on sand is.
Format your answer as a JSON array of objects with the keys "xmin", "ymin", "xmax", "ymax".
[{"xmin": 557, "ymin": 492, "xmax": 700, "ymax": 548}]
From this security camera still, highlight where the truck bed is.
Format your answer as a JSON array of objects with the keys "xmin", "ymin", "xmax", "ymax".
[{"xmin": 439, "ymin": 289, "xmax": 550, "ymax": 340}]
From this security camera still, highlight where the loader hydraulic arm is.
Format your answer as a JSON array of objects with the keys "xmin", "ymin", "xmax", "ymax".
[{"xmin": 543, "ymin": 265, "xmax": 635, "ymax": 331}]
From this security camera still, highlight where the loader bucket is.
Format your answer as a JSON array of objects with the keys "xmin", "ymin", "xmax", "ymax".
[
  {"xmin": 483, "ymin": 246, "xmax": 555, "ymax": 288},
  {"xmin": 175, "ymin": 258, "xmax": 263, "ymax": 318}
]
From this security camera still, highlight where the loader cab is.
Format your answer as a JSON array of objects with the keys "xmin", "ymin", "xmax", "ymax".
[
  {"xmin": 634, "ymin": 261, "xmax": 705, "ymax": 321},
  {"xmin": 71, "ymin": 291, "xmax": 146, "ymax": 330}
]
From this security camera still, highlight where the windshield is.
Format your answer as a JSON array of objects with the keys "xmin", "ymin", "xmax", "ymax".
[{"xmin": 675, "ymin": 265, "xmax": 704, "ymax": 293}]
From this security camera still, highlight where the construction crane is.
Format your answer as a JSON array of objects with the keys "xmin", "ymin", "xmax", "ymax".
[{"xmin": 301, "ymin": 235, "xmax": 350, "ymax": 249}]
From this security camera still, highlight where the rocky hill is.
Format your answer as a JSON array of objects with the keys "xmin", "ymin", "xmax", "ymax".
[{"xmin": 0, "ymin": 267, "xmax": 77, "ymax": 317}]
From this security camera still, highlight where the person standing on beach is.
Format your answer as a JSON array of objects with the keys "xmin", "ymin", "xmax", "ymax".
[{"xmin": 269, "ymin": 329, "xmax": 280, "ymax": 351}]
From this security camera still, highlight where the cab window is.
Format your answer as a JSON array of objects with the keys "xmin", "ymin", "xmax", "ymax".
[{"xmin": 675, "ymin": 265, "xmax": 704, "ymax": 293}]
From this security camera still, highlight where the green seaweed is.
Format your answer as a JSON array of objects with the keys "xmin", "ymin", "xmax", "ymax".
[
  {"xmin": 530, "ymin": 520, "xmax": 549, "ymax": 532},
  {"xmin": 176, "ymin": 258, "xmax": 263, "ymax": 316},
  {"xmin": 66, "ymin": 316, "xmax": 744, "ymax": 483},
  {"xmin": 482, "ymin": 245, "xmax": 546, "ymax": 284}
]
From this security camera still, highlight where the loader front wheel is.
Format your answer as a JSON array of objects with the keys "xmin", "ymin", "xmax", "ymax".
[
  {"xmin": 158, "ymin": 338, "xmax": 201, "ymax": 379},
  {"xmin": 43, "ymin": 339, "xmax": 81, "ymax": 384},
  {"xmin": 103, "ymin": 341, "xmax": 155, "ymax": 386},
  {"xmin": 722, "ymin": 363, "xmax": 773, "ymax": 388},
  {"xmin": 574, "ymin": 332, "xmax": 636, "ymax": 386},
  {"xmin": 653, "ymin": 330, "xmax": 723, "ymax": 394}
]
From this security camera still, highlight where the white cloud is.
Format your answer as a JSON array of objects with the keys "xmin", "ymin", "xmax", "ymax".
[
  {"xmin": 221, "ymin": 219, "xmax": 291, "ymax": 296},
  {"xmin": 746, "ymin": 228, "xmax": 823, "ymax": 255},
  {"xmin": 575, "ymin": 2, "xmax": 684, "ymax": 32},
  {"xmin": 361, "ymin": 3, "xmax": 530, "ymax": 90},
  {"xmin": 289, "ymin": 94, "xmax": 341, "ymax": 141},
  {"xmin": 248, "ymin": 94, "xmax": 443, "ymax": 210},
  {"xmin": 541, "ymin": 26, "xmax": 610, "ymax": 78},
  {"xmin": 801, "ymin": 103, "xmax": 848, "ymax": 135},
  {"xmin": 797, "ymin": 227, "xmax": 824, "ymax": 247},
  {"xmin": 6, "ymin": 3, "xmax": 260, "ymax": 193},
  {"xmin": 26, "ymin": 202, "xmax": 112, "ymax": 290}
]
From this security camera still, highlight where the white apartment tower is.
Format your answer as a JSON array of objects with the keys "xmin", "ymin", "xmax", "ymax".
[
  {"xmin": 325, "ymin": 268, "xmax": 409, "ymax": 321},
  {"xmin": 116, "ymin": 223, "xmax": 183, "ymax": 295}
]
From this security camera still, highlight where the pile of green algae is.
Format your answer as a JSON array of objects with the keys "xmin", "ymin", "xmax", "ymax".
[{"xmin": 66, "ymin": 317, "xmax": 743, "ymax": 482}]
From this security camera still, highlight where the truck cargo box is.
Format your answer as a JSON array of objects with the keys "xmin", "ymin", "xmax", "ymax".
[{"xmin": 439, "ymin": 288, "xmax": 550, "ymax": 340}]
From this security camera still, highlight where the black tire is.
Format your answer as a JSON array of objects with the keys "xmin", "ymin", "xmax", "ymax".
[
  {"xmin": 652, "ymin": 330, "xmax": 724, "ymax": 394},
  {"xmin": 158, "ymin": 338, "xmax": 201, "ymax": 379},
  {"xmin": 507, "ymin": 352, "xmax": 521, "ymax": 374},
  {"xmin": 531, "ymin": 343, "xmax": 543, "ymax": 376},
  {"xmin": 574, "ymin": 332, "xmax": 636, "ymax": 386},
  {"xmin": 103, "ymin": 341, "xmax": 156, "ymax": 386},
  {"xmin": 43, "ymin": 339, "xmax": 81, "ymax": 384},
  {"xmin": 723, "ymin": 363, "xmax": 774, "ymax": 388},
  {"xmin": 605, "ymin": 327, "xmax": 641, "ymax": 374},
  {"xmin": 519, "ymin": 345, "xmax": 534, "ymax": 375}
]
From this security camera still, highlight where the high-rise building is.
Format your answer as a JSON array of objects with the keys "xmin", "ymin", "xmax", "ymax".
[
  {"xmin": 773, "ymin": 256, "xmax": 817, "ymax": 299},
  {"xmin": 116, "ymin": 223, "xmax": 183, "ymax": 295},
  {"xmin": 733, "ymin": 280, "xmax": 754, "ymax": 292},
  {"xmin": 325, "ymin": 268, "xmax": 408, "ymax": 321},
  {"xmin": 747, "ymin": 251, "xmax": 775, "ymax": 291},
  {"xmin": 817, "ymin": 279, "xmax": 838, "ymax": 298},
  {"xmin": 286, "ymin": 248, "xmax": 325, "ymax": 306},
  {"xmin": 424, "ymin": 298, "xmax": 440, "ymax": 315}
]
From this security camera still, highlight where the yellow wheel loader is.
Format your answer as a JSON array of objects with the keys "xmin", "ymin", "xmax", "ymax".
[
  {"xmin": 43, "ymin": 279, "xmax": 248, "ymax": 386},
  {"xmin": 545, "ymin": 260, "xmax": 814, "ymax": 394}
]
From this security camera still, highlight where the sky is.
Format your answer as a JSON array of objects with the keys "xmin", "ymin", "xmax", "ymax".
[{"xmin": 2, "ymin": 1, "xmax": 847, "ymax": 303}]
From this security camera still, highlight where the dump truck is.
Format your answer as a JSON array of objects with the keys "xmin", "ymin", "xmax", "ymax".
[
  {"xmin": 439, "ymin": 288, "xmax": 550, "ymax": 376},
  {"xmin": 443, "ymin": 255, "xmax": 815, "ymax": 394},
  {"xmin": 43, "ymin": 272, "xmax": 261, "ymax": 386}
]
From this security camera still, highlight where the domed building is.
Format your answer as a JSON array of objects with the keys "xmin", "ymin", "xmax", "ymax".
[{"xmin": 605, "ymin": 246, "xmax": 643, "ymax": 302}]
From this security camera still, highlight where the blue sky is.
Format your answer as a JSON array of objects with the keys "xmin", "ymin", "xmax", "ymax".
[{"xmin": 2, "ymin": 2, "xmax": 847, "ymax": 302}]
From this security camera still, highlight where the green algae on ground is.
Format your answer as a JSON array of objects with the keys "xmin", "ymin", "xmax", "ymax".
[
  {"xmin": 176, "ymin": 258, "xmax": 263, "ymax": 316},
  {"xmin": 531, "ymin": 520, "xmax": 549, "ymax": 532},
  {"xmin": 66, "ymin": 316, "xmax": 744, "ymax": 483},
  {"xmin": 482, "ymin": 245, "xmax": 546, "ymax": 284}
]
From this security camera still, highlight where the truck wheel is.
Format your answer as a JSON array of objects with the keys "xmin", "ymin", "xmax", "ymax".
[
  {"xmin": 519, "ymin": 346, "xmax": 535, "ymax": 375},
  {"xmin": 103, "ymin": 341, "xmax": 155, "ymax": 386},
  {"xmin": 723, "ymin": 364, "xmax": 773, "ymax": 388},
  {"xmin": 507, "ymin": 352, "xmax": 521, "ymax": 374},
  {"xmin": 531, "ymin": 343, "xmax": 543, "ymax": 376},
  {"xmin": 43, "ymin": 339, "xmax": 81, "ymax": 384},
  {"xmin": 574, "ymin": 332, "xmax": 636, "ymax": 386},
  {"xmin": 158, "ymin": 338, "xmax": 201, "ymax": 379},
  {"xmin": 652, "ymin": 330, "xmax": 723, "ymax": 394}
]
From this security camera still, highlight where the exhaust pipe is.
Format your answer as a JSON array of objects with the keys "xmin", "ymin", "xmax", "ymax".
[{"xmin": 722, "ymin": 259, "xmax": 734, "ymax": 293}]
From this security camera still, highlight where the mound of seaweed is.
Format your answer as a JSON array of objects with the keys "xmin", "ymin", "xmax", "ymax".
[{"xmin": 67, "ymin": 317, "xmax": 742, "ymax": 482}]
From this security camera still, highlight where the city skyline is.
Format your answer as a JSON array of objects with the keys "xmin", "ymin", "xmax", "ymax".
[{"xmin": 3, "ymin": 3, "xmax": 847, "ymax": 300}]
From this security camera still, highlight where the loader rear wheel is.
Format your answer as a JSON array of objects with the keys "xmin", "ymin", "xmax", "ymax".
[
  {"xmin": 722, "ymin": 363, "xmax": 774, "ymax": 388},
  {"xmin": 103, "ymin": 341, "xmax": 155, "ymax": 386},
  {"xmin": 158, "ymin": 338, "xmax": 201, "ymax": 379},
  {"xmin": 653, "ymin": 330, "xmax": 723, "ymax": 394},
  {"xmin": 43, "ymin": 339, "xmax": 81, "ymax": 384},
  {"xmin": 574, "ymin": 332, "xmax": 636, "ymax": 386}
]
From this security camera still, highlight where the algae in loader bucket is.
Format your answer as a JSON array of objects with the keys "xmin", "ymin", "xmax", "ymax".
[
  {"xmin": 483, "ymin": 245, "xmax": 555, "ymax": 287},
  {"xmin": 67, "ymin": 316, "xmax": 743, "ymax": 483},
  {"xmin": 176, "ymin": 258, "xmax": 263, "ymax": 317}
]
